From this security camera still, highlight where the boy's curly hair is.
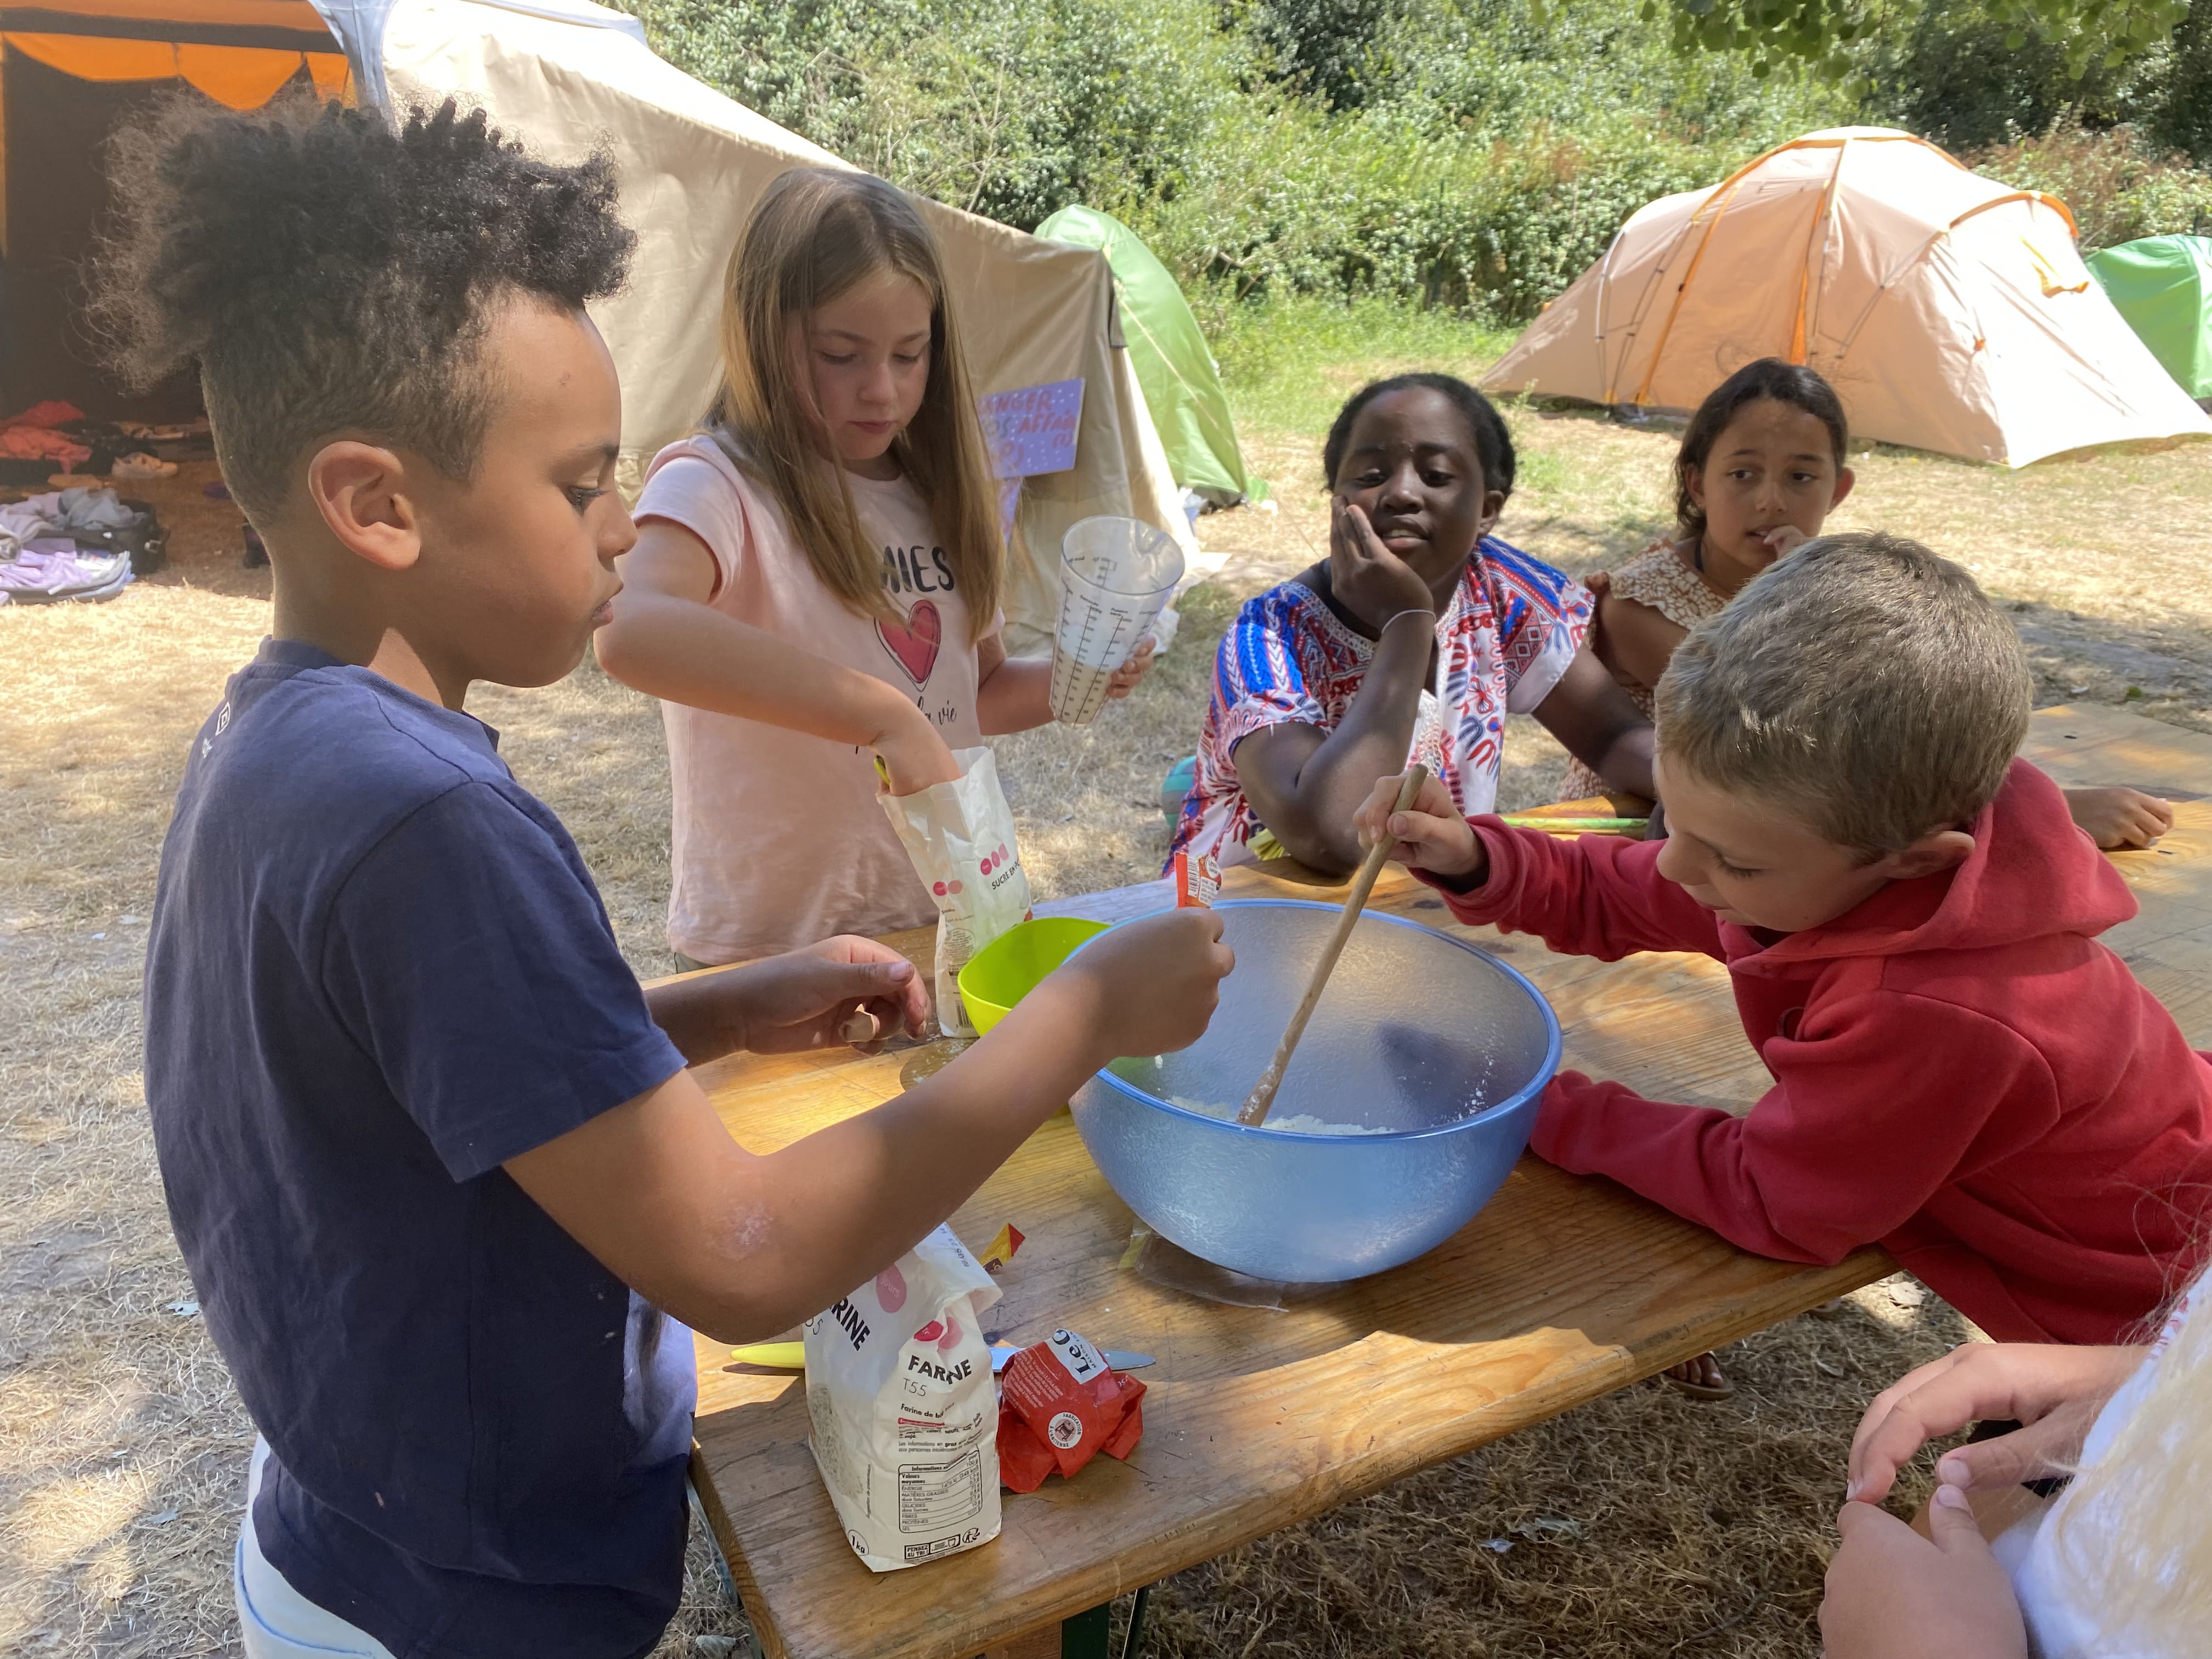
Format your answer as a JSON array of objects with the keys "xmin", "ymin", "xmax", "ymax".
[{"xmin": 90, "ymin": 95, "xmax": 635, "ymax": 524}]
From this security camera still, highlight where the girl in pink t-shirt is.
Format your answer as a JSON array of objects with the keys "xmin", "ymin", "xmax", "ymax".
[{"xmin": 598, "ymin": 170, "xmax": 1149, "ymax": 964}]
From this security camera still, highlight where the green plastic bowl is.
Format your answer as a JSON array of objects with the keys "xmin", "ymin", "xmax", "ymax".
[{"xmin": 959, "ymin": 916, "xmax": 1110, "ymax": 1035}]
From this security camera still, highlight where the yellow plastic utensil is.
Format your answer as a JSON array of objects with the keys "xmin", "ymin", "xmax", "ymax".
[
  {"xmin": 729, "ymin": 1341, "xmax": 807, "ymax": 1369},
  {"xmin": 1497, "ymin": 814, "xmax": 1649, "ymax": 833}
]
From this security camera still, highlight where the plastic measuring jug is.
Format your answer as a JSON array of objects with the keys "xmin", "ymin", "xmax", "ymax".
[{"xmin": 1049, "ymin": 516, "xmax": 1184, "ymax": 725}]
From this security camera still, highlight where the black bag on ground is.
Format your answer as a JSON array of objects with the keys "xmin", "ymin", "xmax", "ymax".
[{"xmin": 70, "ymin": 497, "xmax": 168, "ymax": 575}]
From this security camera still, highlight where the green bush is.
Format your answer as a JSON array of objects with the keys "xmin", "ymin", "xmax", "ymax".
[
  {"xmin": 1119, "ymin": 107, "xmax": 1735, "ymax": 318},
  {"xmin": 1855, "ymin": 15, "xmax": 2130, "ymax": 154},
  {"xmin": 1130, "ymin": 0, "xmax": 1855, "ymax": 315},
  {"xmin": 617, "ymin": 0, "xmax": 1252, "ymax": 228},
  {"xmin": 2143, "ymin": 1, "xmax": 2212, "ymax": 163},
  {"xmin": 1850, "ymin": 0, "xmax": 2212, "ymax": 167},
  {"xmin": 618, "ymin": 0, "xmax": 1851, "ymax": 323},
  {"xmin": 614, "ymin": 0, "xmax": 2212, "ymax": 325},
  {"xmin": 1362, "ymin": 0, "xmax": 1857, "ymax": 143},
  {"xmin": 1969, "ymin": 120, "xmax": 2212, "ymax": 249},
  {"xmin": 1235, "ymin": 0, "xmax": 1401, "ymax": 110}
]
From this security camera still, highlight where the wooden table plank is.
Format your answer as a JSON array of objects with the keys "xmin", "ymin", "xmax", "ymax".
[
  {"xmin": 688, "ymin": 704, "xmax": 2212, "ymax": 1659},
  {"xmin": 2021, "ymin": 703, "xmax": 2211, "ymax": 799},
  {"xmin": 691, "ymin": 1129, "xmax": 1884, "ymax": 1659},
  {"xmin": 2019, "ymin": 707, "xmax": 2212, "ymax": 1046}
]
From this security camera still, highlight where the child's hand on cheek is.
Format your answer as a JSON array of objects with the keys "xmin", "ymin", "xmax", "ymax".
[
  {"xmin": 1330, "ymin": 497, "xmax": 1437, "ymax": 632},
  {"xmin": 1818, "ymin": 1488, "xmax": 2027, "ymax": 1659},
  {"xmin": 1354, "ymin": 771, "xmax": 1485, "ymax": 886}
]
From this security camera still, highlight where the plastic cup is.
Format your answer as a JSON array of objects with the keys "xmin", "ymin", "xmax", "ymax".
[{"xmin": 1050, "ymin": 516, "xmax": 1185, "ymax": 726}]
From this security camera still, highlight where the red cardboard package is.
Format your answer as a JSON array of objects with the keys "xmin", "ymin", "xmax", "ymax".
[
  {"xmin": 996, "ymin": 1329, "xmax": 1146, "ymax": 1493},
  {"xmin": 1172, "ymin": 850, "xmax": 1220, "ymax": 909}
]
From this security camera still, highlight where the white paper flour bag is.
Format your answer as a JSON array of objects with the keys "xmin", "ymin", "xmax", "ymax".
[
  {"xmin": 803, "ymin": 1226, "xmax": 1003, "ymax": 1572},
  {"xmin": 881, "ymin": 746, "xmax": 1034, "ymax": 1036}
]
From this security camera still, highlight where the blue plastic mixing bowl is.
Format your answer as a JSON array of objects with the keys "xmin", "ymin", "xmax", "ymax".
[{"xmin": 1069, "ymin": 899, "xmax": 1561, "ymax": 1282}]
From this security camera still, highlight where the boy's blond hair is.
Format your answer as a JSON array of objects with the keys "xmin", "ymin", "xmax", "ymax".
[{"xmin": 1654, "ymin": 532, "xmax": 2031, "ymax": 855}]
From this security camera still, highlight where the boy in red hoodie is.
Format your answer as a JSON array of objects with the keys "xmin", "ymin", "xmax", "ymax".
[{"xmin": 1357, "ymin": 532, "xmax": 2212, "ymax": 1371}]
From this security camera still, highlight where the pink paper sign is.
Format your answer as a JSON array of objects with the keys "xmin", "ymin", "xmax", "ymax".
[{"xmin": 978, "ymin": 379, "xmax": 1084, "ymax": 481}]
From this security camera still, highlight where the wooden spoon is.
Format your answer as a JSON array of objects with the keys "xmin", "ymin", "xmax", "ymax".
[{"xmin": 1237, "ymin": 764, "xmax": 1429, "ymax": 1127}]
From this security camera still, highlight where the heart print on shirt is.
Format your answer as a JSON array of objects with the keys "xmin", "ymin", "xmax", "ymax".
[{"xmin": 877, "ymin": 599, "xmax": 944, "ymax": 688}]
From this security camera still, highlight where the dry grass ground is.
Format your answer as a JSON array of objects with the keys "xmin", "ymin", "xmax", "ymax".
[{"xmin": 5, "ymin": 380, "xmax": 2210, "ymax": 1656}]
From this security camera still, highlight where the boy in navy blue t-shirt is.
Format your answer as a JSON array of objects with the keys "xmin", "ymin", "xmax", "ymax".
[{"xmin": 112, "ymin": 100, "xmax": 1232, "ymax": 1657}]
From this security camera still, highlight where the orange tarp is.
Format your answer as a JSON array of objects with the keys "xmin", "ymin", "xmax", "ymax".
[
  {"xmin": 6, "ymin": 0, "xmax": 332, "ymax": 29},
  {"xmin": 2, "ymin": 33, "xmax": 348, "ymax": 107},
  {"xmin": 2, "ymin": 33, "xmax": 347, "ymax": 108},
  {"xmin": 0, "ymin": 2, "xmax": 347, "ymax": 258}
]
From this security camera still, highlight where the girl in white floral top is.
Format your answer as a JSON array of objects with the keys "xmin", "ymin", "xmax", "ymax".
[{"xmin": 1569, "ymin": 359, "xmax": 2173, "ymax": 854}]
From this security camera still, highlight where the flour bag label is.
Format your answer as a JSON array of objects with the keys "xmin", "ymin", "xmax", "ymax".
[{"xmin": 803, "ymin": 1226, "xmax": 1003, "ymax": 1571}]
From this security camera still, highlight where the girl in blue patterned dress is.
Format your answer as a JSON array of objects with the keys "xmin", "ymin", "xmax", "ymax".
[{"xmin": 1169, "ymin": 374, "xmax": 1655, "ymax": 874}]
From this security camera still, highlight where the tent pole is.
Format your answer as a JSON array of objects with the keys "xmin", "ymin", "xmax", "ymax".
[
  {"xmin": 1629, "ymin": 180, "xmax": 1742, "ymax": 407},
  {"xmin": 1634, "ymin": 137, "xmax": 1871, "ymax": 407},
  {"xmin": 1594, "ymin": 227, "xmax": 1622, "ymax": 402},
  {"xmin": 1627, "ymin": 138, "xmax": 1837, "ymax": 407},
  {"xmin": 1790, "ymin": 139, "xmax": 1848, "ymax": 364}
]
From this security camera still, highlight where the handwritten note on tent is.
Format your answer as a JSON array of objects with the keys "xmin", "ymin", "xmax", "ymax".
[{"xmin": 979, "ymin": 379, "xmax": 1084, "ymax": 479}]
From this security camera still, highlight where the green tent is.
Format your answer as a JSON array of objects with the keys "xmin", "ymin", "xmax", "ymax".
[
  {"xmin": 2085, "ymin": 235, "xmax": 2212, "ymax": 401},
  {"xmin": 1036, "ymin": 205, "xmax": 1260, "ymax": 506}
]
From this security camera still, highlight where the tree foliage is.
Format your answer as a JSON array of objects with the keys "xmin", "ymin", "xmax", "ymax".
[
  {"xmin": 614, "ymin": 0, "xmax": 2212, "ymax": 326},
  {"xmin": 1651, "ymin": 0, "xmax": 2191, "ymax": 81}
]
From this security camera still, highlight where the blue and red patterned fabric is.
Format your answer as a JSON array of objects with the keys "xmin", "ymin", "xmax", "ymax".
[{"xmin": 1169, "ymin": 538, "xmax": 1590, "ymax": 866}]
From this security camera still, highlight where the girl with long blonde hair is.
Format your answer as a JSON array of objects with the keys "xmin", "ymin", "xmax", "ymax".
[{"xmin": 599, "ymin": 169, "xmax": 1150, "ymax": 965}]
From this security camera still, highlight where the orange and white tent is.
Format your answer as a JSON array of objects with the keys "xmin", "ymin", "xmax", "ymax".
[{"xmin": 1485, "ymin": 126, "xmax": 2212, "ymax": 466}]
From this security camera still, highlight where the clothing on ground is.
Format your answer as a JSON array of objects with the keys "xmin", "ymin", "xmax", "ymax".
[
  {"xmin": 1420, "ymin": 760, "xmax": 2212, "ymax": 1345},
  {"xmin": 144, "ymin": 639, "xmax": 694, "ymax": 1659},
  {"xmin": 1169, "ymin": 539, "xmax": 1590, "ymax": 867},
  {"xmin": 0, "ymin": 486, "xmax": 163, "ymax": 597}
]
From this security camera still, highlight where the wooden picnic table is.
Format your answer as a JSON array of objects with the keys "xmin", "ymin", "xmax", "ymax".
[{"xmin": 682, "ymin": 705, "xmax": 2211, "ymax": 1659}]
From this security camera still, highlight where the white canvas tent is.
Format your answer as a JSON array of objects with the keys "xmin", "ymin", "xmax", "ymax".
[
  {"xmin": 309, "ymin": 0, "xmax": 1200, "ymax": 645},
  {"xmin": 1485, "ymin": 126, "xmax": 2212, "ymax": 467}
]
